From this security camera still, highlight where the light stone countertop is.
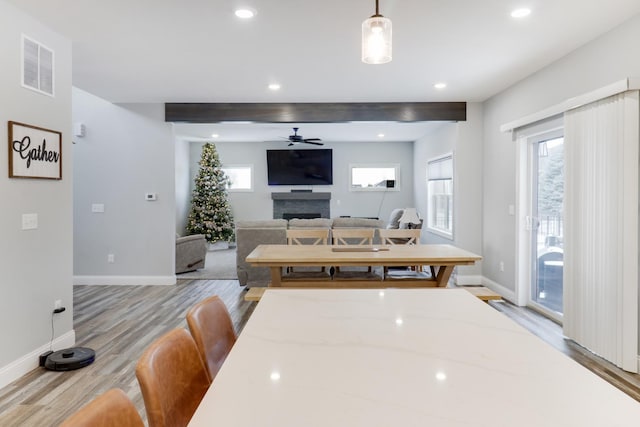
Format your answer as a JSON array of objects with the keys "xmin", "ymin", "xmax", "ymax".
[{"xmin": 189, "ymin": 288, "xmax": 640, "ymax": 426}]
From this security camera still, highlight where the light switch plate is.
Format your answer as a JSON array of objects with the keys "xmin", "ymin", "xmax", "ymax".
[
  {"xmin": 22, "ymin": 213, "xmax": 38, "ymax": 230},
  {"xmin": 91, "ymin": 203, "xmax": 105, "ymax": 213}
]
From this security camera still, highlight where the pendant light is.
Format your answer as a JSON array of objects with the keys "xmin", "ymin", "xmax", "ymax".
[{"xmin": 362, "ymin": 0, "xmax": 392, "ymax": 64}]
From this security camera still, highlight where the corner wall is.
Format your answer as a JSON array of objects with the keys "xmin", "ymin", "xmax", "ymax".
[
  {"xmin": 413, "ymin": 104, "xmax": 484, "ymax": 283},
  {"xmin": 175, "ymin": 138, "xmax": 191, "ymax": 234},
  {"xmin": 0, "ymin": 0, "xmax": 73, "ymax": 388},
  {"xmin": 72, "ymin": 89, "xmax": 176, "ymax": 285}
]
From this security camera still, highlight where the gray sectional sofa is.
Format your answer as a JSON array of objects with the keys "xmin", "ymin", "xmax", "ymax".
[{"xmin": 235, "ymin": 217, "xmax": 386, "ymax": 287}]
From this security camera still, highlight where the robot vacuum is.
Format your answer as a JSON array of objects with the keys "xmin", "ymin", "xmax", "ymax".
[{"xmin": 43, "ymin": 347, "xmax": 96, "ymax": 371}]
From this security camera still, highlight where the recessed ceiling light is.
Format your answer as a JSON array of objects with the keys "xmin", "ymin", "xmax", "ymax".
[
  {"xmin": 511, "ymin": 8, "xmax": 531, "ymax": 18},
  {"xmin": 235, "ymin": 8, "xmax": 256, "ymax": 19},
  {"xmin": 377, "ymin": 133, "xmax": 385, "ymax": 138},
  {"xmin": 434, "ymin": 82, "xmax": 447, "ymax": 89},
  {"xmin": 211, "ymin": 133, "xmax": 219, "ymax": 138},
  {"xmin": 268, "ymin": 83, "xmax": 281, "ymax": 91},
  {"xmin": 435, "ymin": 372, "xmax": 447, "ymax": 381}
]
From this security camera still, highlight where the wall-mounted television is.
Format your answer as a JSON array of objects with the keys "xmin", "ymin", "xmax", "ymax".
[{"xmin": 266, "ymin": 149, "xmax": 333, "ymax": 185}]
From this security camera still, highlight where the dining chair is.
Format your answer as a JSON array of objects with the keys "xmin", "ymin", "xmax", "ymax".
[
  {"xmin": 378, "ymin": 228, "xmax": 435, "ymax": 280},
  {"xmin": 378, "ymin": 228, "xmax": 422, "ymax": 246},
  {"xmin": 283, "ymin": 229, "xmax": 332, "ymax": 280},
  {"xmin": 135, "ymin": 328, "xmax": 211, "ymax": 427},
  {"xmin": 186, "ymin": 295, "xmax": 237, "ymax": 383},
  {"xmin": 331, "ymin": 228, "xmax": 382, "ymax": 280},
  {"xmin": 59, "ymin": 388, "xmax": 144, "ymax": 427}
]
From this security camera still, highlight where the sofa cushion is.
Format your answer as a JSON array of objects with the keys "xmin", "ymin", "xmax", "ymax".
[
  {"xmin": 331, "ymin": 217, "xmax": 385, "ymax": 229},
  {"xmin": 288, "ymin": 218, "xmax": 333, "ymax": 229},
  {"xmin": 386, "ymin": 208, "xmax": 405, "ymax": 229},
  {"xmin": 235, "ymin": 219, "xmax": 288, "ymax": 229}
]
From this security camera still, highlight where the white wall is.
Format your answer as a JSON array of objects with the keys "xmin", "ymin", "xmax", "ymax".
[
  {"xmin": 72, "ymin": 89, "xmax": 176, "ymax": 285},
  {"xmin": 175, "ymin": 138, "xmax": 191, "ymax": 234},
  {"xmin": 483, "ymin": 12, "xmax": 640, "ymax": 356},
  {"xmin": 0, "ymin": 0, "xmax": 73, "ymax": 388},
  {"xmin": 483, "ymin": 13, "xmax": 640, "ymax": 296},
  {"xmin": 186, "ymin": 140, "xmax": 415, "ymax": 227},
  {"xmin": 414, "ymin": 104, "xmax": 484, "ymax": 283}
]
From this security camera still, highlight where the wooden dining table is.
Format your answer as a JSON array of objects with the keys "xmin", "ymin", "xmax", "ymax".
[
  {"xmin": 245, "ymin": 243, "xmax": 482, "ymax": 288},
  {"xmin": 188, "ymin": 289, "xmax": 640, "ymax": 426}
]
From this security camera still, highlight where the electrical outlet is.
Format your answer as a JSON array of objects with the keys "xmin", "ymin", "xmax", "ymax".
[
  {"xmin": 107, "ymin": 254, "xmax": 115, "ymax": 263},
  {"xmin": 499, "ymin": 261, "xmax": 505, "ymax": 272},
  {"xmin": 54, "ymin": 299, "xmax": 62, "ymax": 310}
]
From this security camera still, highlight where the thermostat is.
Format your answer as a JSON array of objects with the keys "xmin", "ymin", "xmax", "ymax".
[{"xmin": 145, "ymin": 193, "xmax": 157, "ymax": 201}]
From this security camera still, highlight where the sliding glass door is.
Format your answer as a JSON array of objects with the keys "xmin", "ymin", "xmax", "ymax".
[{"xmin": 530, "ymin": 136, "xmax": 564, "ymax": 316}]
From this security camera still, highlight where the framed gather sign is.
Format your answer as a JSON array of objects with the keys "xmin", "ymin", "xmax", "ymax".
[{"xmin": 8, "ymin": 121, "xmax": 62, "ymax": 180}]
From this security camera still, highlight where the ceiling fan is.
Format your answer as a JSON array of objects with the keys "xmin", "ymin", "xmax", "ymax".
[{"xmin": 269, "ymin": 127, "xmax": 323, "ymax": 146}]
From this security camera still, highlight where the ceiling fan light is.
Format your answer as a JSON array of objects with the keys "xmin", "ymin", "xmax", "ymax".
[{"xmin": 362, "ymin": 16, "xmax": 392, "ymax": 64}]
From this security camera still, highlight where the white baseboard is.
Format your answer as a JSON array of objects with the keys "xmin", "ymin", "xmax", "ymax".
[
  {"xmin": 73, "ymin": 275, "xmax": 177, "ymax": 286},
  {"xmin": 0, "ymin": 330, "xmax": 76, "ymax": 390},
  {"xmin": 481, "ymin": 276, "xmax": 518, "ymax": 305},
  {"xmin": 454, "ymin": 274, "xmax": 483, "ymax": 286}
]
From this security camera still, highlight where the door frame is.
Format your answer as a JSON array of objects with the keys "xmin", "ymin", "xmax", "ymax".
[{"xmin": 514, "ymin": 120, "xmax": 563, "ymax": 319}]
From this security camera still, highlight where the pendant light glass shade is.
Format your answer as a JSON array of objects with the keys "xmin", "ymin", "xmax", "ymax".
[{"xmin": 362, "ymin": 15, "xmax": 392, "ymax": 64}]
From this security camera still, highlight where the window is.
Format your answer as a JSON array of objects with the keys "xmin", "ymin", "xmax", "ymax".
[
  {"xmin": 349, "ymin": 164, "xmax": 399, "ymax": 191},
  {"xmin": 427, "ymin": 154, "xmax": 453, "ymax": 238},
  {"xmin": 221, "ymin": 165, "xmax": 253, "ymax": 192}
]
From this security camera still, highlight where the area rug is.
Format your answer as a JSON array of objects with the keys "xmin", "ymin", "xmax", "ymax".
[{"xmin": 176, "ymin": 248, "xmax": 238, "ymax": 280}]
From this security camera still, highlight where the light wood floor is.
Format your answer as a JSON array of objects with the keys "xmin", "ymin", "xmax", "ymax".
[
  {"xmin": 0, "ymin": 282, "xmax": 638, "ymax": 426},
  {"xmin": 0, "ymin": 280, "xmax": 255, "ymax": 426}
]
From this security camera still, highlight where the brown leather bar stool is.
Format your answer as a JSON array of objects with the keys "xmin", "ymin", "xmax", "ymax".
[
  {"xmin": 135, "ymin": 328, "xmax": 211, "ymax": 427},
  {"xmin": 59, "ymin": 388, "xmax": 144, "ymax": 427},
  {"xmin": 186, "ymin": 295, "xmax": 237, "ymax": 382}
]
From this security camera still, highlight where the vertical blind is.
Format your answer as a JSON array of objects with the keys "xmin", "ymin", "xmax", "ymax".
[{"xmin": 563, "ymin": 91, "xmax": 639, "ymax": 372}]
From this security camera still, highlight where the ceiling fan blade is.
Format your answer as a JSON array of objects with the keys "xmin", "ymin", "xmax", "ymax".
[
  {"xmin": 304, "ymin": 138, "xmax": 322, "ymax": 141},
  {"xmin": 303, "ymin": 140, "xmax": 324, "ymax": 146},
  {"xmin": 264, "ymin": 136, "xmax": 290, "ymax": 142}
]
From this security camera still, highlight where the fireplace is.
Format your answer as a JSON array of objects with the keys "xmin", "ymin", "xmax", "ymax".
[
  {"xmin": 282, "ymin": 213, "xmax": 321, "ymax": 220},
  {"xmin": 272, "ymin": 192, "xmax": 331, "ymax": 219}
]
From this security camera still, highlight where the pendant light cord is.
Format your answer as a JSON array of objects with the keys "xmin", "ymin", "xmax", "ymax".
[{"xmin": 374, "ymin": 0, "xmax": 381, "ymax": 17}]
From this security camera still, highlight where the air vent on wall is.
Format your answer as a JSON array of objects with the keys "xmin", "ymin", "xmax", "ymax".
[{"xmin": 22, "ymin": 34, "xmax": 54, "ymax": 97}]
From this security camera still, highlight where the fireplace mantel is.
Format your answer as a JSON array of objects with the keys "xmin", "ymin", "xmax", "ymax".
[{"xmin": 271, "ymin": 192, "xmax": 331, "ymax": 201}]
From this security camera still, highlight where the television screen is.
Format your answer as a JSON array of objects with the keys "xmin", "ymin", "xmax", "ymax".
[{"xmin": 266, "ymin": 149, "xmax": 333, "ymax": 185}]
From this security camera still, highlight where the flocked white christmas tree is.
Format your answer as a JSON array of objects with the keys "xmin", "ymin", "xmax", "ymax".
[{"xmin": 186, "ymin": 143, "xmax": 235, "ymax": 243}]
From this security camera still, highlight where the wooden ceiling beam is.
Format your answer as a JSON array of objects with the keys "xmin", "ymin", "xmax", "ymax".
[{"xmin": 165, "ymin": 102, "xmax": 466, "ymax": 123}]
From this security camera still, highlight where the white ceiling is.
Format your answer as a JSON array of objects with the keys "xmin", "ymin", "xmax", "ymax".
[{"xmin": 9, "ymin": 0, "xmax": 640, "ymax": 143}]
